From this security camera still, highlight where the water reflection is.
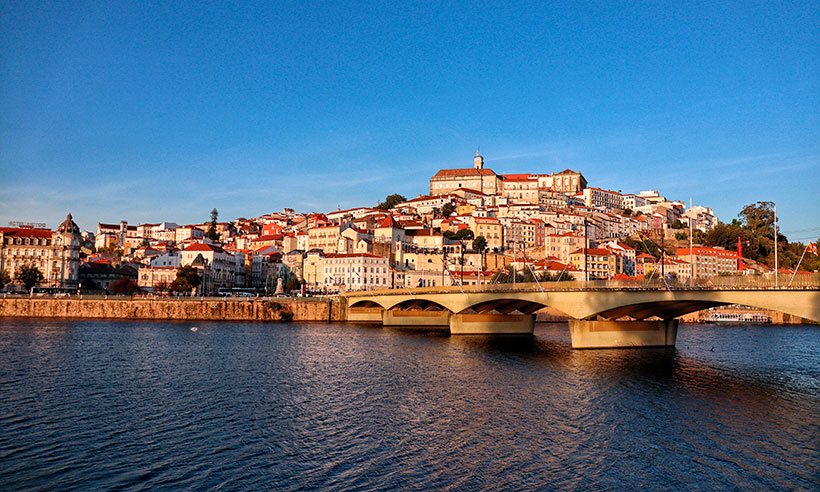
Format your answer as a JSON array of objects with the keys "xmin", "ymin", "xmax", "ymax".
[{"xmin": 0, "ymin": 319, "xmax": 817, "ymax": 491}]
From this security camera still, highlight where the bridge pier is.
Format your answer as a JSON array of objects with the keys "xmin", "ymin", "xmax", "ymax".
[
  {"xmin": 568, "ymin": 319, "xmax": 678, "ymax": 349},
  {"xmin": 450, "ymin": 313, "xmax": 535, "ymax": 335},
  {"xmin": 383, "ymin": 309, "xmax": 451, "ymax": 327}
]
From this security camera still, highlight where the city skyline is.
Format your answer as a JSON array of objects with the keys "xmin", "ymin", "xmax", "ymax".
[{"xmin": 1, "ymin": 1, "xmax": 818, "ymax": 239}]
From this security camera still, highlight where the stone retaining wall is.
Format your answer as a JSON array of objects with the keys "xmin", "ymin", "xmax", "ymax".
[{"xmin": 0, "ymin": 297, "xmax": 343, "ymax": 322}]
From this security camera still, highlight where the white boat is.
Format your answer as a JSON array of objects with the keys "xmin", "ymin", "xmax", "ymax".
[{"xmin": 705, "ymin": 312, "xmax": 771, "ymax": 324}]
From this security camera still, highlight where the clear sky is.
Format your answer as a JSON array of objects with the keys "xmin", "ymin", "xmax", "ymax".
[{"xmin": 1, "ymin": 1, "xmax": 818, "ymax": 242}]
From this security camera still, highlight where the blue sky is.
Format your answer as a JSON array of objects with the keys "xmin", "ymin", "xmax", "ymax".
[{"xmin": 1, "ymin": 1, "xmax": 818, "ymax": 241}]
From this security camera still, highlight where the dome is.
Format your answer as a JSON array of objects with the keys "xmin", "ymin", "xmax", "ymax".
[{"xmin": 57, "ymin": 213, "xmax": 81, "ymax": 235}]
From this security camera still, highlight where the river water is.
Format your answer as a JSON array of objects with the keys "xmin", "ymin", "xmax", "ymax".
[{"xmin": 0, "ymin": 319, "xmax": 818, "ymax": 491}]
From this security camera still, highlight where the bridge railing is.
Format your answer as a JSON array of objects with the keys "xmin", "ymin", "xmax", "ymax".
[{"xmin": 345, "ymin": 273, "xmax": 820, "ymax": 296}]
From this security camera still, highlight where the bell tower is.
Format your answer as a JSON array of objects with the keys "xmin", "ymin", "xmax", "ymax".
[{"xmin": 473, "ymin": 149, "xmax": 484, "ymax": 170}]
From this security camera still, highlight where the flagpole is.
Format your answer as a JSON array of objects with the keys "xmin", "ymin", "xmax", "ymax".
[
  {"xmin": 788, "ymin": 243, "xmax": 810, "ymax": 286},
  {"xmin": 689, "ymin": 197, "xmax": 693, "ymax": 287},
  {"xmin": 774, "ymin": 203, "xmax": 778, "ymax": 288}
]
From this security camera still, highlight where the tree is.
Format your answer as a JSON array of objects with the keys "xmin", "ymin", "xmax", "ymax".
[
  {"xmin": 110, "ymin": 277, "xmax": 138, "ymax": 295},
  {"xmin": 207, "ymin": 208, "xmax": 219, "ymax": 241},
  {"xmin": 16, "ymin": 264, "xmax": 44, "ymax": 290},
  {"xmin": 674, "ymin": 232, "xmax": 688, "ymax": 241},
  {"xmin": 0, "ymin": 270, "xmax": 10, "ymax": 290},
  {"xmin": 285, "ymin": 277, "xmax": 302, "ymax": 292},
  {"xmin": 443, "ymin": 229, "xmax": 474, "ymax": 240},
  {"xmin": 440, "ymin": 202, "xmax": 456, "ymax": 218},
  {"xmin": 622, "ymin": 236, "xmax": 663, "ymax": 259},
  {"xmin": 670, "ymin": 220, "xmax": 684, "ymax": 229},
  {"xmin": 738, "ymin": 201, "xmax": 775, "ymax": 236},
  {"xmin": 154, "ymin": 280, "xmax": 169, "ymax": 294},
  {"xmin": 80, "ymin": 279, "xmax": 98, "ymax": 291},
  {"xmin": 171, "ymin": 266, "xmax": 201, "ymax": 294},
  {"xmin": 375, "ymin": 194, "xmax": 407, "ymax": 210},
  {"xmin": 473, "ymin": 236, "xmax": 487, "ymax": 253}
]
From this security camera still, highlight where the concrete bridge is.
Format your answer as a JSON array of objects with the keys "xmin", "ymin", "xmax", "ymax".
[{"xmin": 343, "ymin": 281, "xmax": 820, "ymax": 349}]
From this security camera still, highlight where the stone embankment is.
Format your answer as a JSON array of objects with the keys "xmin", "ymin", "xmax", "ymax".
[{"xmin": 0, "ymin": 297, "xmax": 344, "ymax": 322}]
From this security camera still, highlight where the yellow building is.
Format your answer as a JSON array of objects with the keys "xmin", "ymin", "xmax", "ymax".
[
  {"xmin": 308, "ymin": 224, "xmax": 343, "ymax": 253},
  {"xmin": 456, "ymin": 202, "xmax": 475, "ymax": 215},
  {"xmin": 469, "ymin": 216, "xmax": 503, "ymax": 251},
  {"xmin": 569, "ymin": 248, "xmax": 622, "ymax": 280}
]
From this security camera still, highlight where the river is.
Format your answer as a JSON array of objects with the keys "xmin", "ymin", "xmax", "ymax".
[{"xmin": 0, "ymin": 319, "xmax": 818, "ymax": 491}]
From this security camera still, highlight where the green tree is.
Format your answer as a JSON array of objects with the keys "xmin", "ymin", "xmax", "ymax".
[
  {"xmin": 473, "ymin": 236, "xmax": 487, "ymax": 253},
  {"xmin": 207, "ymin": 208, "xmax": 219, "ymax": 241},
  {"xmin": 444, "ymin": 229, "xmax": 474, "ymax": 240},
  {"xmin": 285, "ymin": 277, "xmax": 302, "ymax": 292},
  {"xmin": 0, "ymin": 270, "xmax": 10, "ymax": 290},
  {"xmin": 375, "ymin": 194, "xmax": 407, "ymax": 210},
  {"xmin": 15, "ymin": 264, "xmax": 44, "ymax": 290},
  {"xmin": 110, "ymin": 277, "xmax": 138, "ymax": 295},
  {"xmin": 171, "ymin": 266, "xmax": 201, "ymax": 294},
  {"xmin": 622, "ymin": 236, "xmax": 663, "ymax": 259},
  {"xmin": 80, "ymin": 279, "xmax": 98, "ymax": 291},
  {"xmin": 674, "ymin": 231, "xmax": 688, "ymax": 241},
  {"xmin": 440, "ymin": 202, "xmax": 456, "ymax": 218},
  {"xmin": 154, "ymin": 280, "xmax": 169, "ymax": 294},
  {"xmin": 738, "ymin": 201, "xmax": 775, "ymax": 236},
  {"xmin": 670, "ymin": 220, "xmax": 684, "ymax": 229}
]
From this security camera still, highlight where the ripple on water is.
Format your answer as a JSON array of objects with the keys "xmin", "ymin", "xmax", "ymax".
[{"xmin": 0, "ymin": 319, "xmax": 818, "ymax": 491}]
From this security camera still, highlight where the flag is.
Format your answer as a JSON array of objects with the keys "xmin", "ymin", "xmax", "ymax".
[
  {"xmin": 809, "ymin": 242, "xmax": 818, "ymax": 255},
  {"xmin": 501, "ymin": 268, "xmax": 510, "ymax": 275}
]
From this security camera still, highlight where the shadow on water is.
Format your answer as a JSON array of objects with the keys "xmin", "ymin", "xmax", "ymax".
[{"xmin": 377, "ymin": 321, "xmax": 820, "ymax": 407}]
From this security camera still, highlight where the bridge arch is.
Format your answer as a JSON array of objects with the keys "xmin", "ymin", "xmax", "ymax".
[
  {"xmin": 461, "ymin": 298, "xmax": 550, "ymax": 315},
  {"xmin": 349, "ymin": 299, "xmax": 389, "ymax": 309},
  {"xmin": 388, "ymin": 299, "xmax": 451, "ymax": 312},
  {"xmin": 593, "ymin": 300, "xmax": 727, "ymax": 320},
  {"xmin": 549, "ymin": 290, "xmax": 820, "ymax": 323}
]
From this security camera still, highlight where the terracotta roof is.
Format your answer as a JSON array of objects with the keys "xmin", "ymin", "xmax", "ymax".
[
  {"xmin": 325, "ymin": 253, "xmax": 385, "ymax": 259},
  {"xmin": 501, "ymin": 174, "xmax": 537, "ymax": 181},
  {"xmin": 183, "ymin": 243, "xmax": 225, "ymax": 253},
  {"xmin": 377, "ymin": 215, "xmax": 399, "ymax": 229},
  {"xmin": 0, "ymin": 227, "xmax": 52, "ymax": 238},
  {"xmin": 432, "ymin": 168, "xmax": 497, "ymax": 178},
  {"xmin": 571, "ymin": 248, "xmax": 612, "ymax": 256}
]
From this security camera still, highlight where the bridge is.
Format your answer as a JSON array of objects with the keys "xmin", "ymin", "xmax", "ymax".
[{"xmin": 343, "ymin": 278, "xmax": 820, "ymax": 349}]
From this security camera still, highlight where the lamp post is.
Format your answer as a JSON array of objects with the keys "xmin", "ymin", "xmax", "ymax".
[{"xmin": 774, "ymin": 203, "xmax": 778, "ymax": 288}]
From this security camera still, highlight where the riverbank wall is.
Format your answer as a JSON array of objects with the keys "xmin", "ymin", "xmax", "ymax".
[{"xmin": 0, "ymin": 297, "xmax": 344, "ymax": 323}]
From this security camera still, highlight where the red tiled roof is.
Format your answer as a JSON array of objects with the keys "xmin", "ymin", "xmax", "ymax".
[
  {"xmin": 432, "ymin": 168, "xmax": 497, "ymax": 178},
  {"xmin": 0, "ymin": 227, "xmax": 52, "ymax": 238},
  {"xmin": 325, "ymin": 253, "xmax": 385, "ymax": 259},
  {"xmin": 501, "ymin": 174, "xmax": 537, "ymax": 181},
  {"xmin": 571, "ymin": 248, "xmax": 612, "ymax": 255},
  {"xmin": 378, "ymin": 215, "xmax": 399, "ymax": 229},
  {"xmin": 183, "ymin": 243, "xmax": 225, "ymax": 253}
]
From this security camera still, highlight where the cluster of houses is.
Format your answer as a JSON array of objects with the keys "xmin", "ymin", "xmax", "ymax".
[{"xmin": 3, "ymin": 152, "xmax": 769, "ymax": 295}]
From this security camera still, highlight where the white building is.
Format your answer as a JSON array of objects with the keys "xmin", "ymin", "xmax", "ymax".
[{"xmin": 321, "ymin": 253, "xmax": 390, "ymax": 292}]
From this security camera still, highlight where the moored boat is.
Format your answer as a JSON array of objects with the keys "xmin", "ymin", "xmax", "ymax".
[{"xmin": 705, "ymin": 312, "xmax": 771, "ymax": 324}]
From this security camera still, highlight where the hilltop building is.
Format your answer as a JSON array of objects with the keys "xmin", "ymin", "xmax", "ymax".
[{"xmin": 430, "ymin": 151, "xmax": 501, "ymax": 196}]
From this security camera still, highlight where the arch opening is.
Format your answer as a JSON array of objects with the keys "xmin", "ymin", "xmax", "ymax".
[
  {"xmin": 462, "ymin": 299, "xmax": 550, "ymax": 316},
  {"xmin": 390, "ymin": 299, "xmax": 450, "ymax": 312},
  {"xmin": 595, "ymin": 301, "xmax": 730, "ymax": 321},
  {"xmin": 349, "ymin": 300, "xmax": 385, "ymax": 309}
]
